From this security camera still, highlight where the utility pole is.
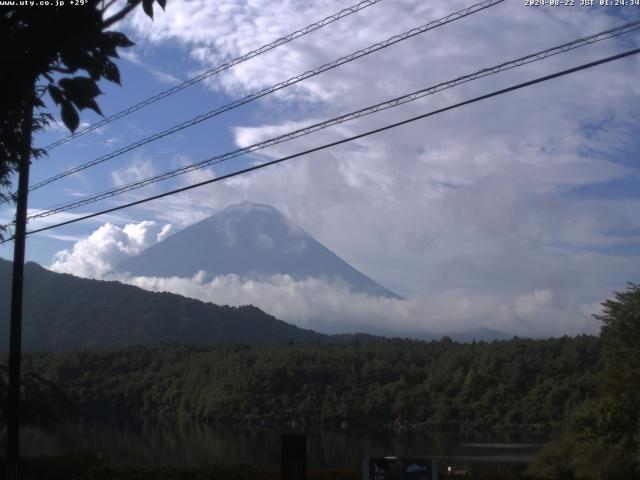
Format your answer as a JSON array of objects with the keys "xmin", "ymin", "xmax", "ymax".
[{"xmin": 7, "ymin": 82, "xmax": 35, "ymax": 480}]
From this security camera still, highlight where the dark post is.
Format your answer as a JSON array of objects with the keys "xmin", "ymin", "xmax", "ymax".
[
  {"xmin": 281, "ymin": 433, "xmax": 306, "ymax": 480},
  {"xmin": 7, "ymin": 85, "xmax": 35, "ymax": 480}
]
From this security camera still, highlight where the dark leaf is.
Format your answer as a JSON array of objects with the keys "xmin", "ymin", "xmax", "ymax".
[
  {"xmin": 60, "ymin": 101, "xmax": 79, "ymax": 133},
  {"xmin": 33, "ymin": 97, "xmax": 45, "ymax": 108},
  {"xmin": 31, "ymin": 147, "xmax": 47, "ymax": 159},
  {"xmin": 87, "ymin": 68, "xmax": 101, "ymax": 81},
  {"xmin": 59, "ymin": 55, "xmax": 80, "ymax": 73},
  {"xmin": 142, "ymin": 0, "xmax": 154, "ymax": 18},
  {"xmin": 72, "ymin": 95, "xmax": 103, "ymax": 112},
  {"xmin": 98, "ymin": 36, "xmax": 120, "ymax": 58},
  {"xmin": 84, "ymin": 99, "xmax": 103, "ymax": 116},
  {"xmin": 102, "ymin": 59, "xmax": 121, "ymax": 85},
  {"xmin": 48, "ymin": 85, "xmax": 65, "ymax": 105},
  {"xmin": 59, "ymin": 77, "xmax": 102, "ymax": 106},
  {"xmin": 156, "ymin": 0, "xmax": 166, "ymax": 9},
  {"xmin": 38, "ymin": 112, "xmax": 55, "ymax": 128},
  {"xmin": 59, "ymin": 49, "xmax": 92, "ymax": 73},
  {"xmin": 84, "ymin": 59, "xmax": 102, "ymax": 81},
  {"xmin": 104, "ymin": 31, "xmax": 135, "ymax": 48}
]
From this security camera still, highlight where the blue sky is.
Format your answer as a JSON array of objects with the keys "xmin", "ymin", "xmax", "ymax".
[{"xmin": 1, "ymin": 0, "xmax": 639, "ymax": 337}]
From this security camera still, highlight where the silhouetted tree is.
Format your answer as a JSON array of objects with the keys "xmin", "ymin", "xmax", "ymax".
[
  {"xmin": 0, "ymin": 0, "xmax": 165, "ymax": 211},
  {"xmin": 0, "ymin": 3, "xmax": 166, "ymax": 470}
]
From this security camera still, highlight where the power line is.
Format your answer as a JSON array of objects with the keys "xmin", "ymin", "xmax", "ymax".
[
  {"xmin": 40, "ymin": 0, "xmax": 386, "ymax": 152},
  {"xmin": 6, "ymin": 46, "xmax": 637, "ymax": 243},
  {"xmin": 23, "ymin": 21, "xmax": 640, "ymax": 222},
  {"xmin": 26, "ymin": 0, "xmax": 505, "ymax": 193}
]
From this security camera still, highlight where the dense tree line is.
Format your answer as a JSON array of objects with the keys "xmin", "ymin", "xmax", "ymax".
[{"xmin": 13, "ymin": 335, "xmax": 601, "ymax": 432}]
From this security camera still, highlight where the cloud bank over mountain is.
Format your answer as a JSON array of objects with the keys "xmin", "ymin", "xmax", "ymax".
[
  {"xmin": 125, "ymin": 272, "xmax": 601, "ymax": 338},
  {"xmin": 50, "ymin": 212, "xmax": 603, "ymax": 339}
]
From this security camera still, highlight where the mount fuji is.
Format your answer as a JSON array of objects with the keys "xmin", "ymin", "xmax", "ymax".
[{"xmin": 116, "ymin": 201, "xmax": 400, "ymax": 299}]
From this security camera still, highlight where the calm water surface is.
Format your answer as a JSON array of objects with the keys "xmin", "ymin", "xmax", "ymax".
[{"xmin": 22, "ymin": 418, "xmax": 550, "ymax": 474}]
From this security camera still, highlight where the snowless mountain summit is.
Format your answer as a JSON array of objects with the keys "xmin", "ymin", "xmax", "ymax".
[{"xmin": 116, "ymin": 201, "xmax": 400, "ymax": 299}]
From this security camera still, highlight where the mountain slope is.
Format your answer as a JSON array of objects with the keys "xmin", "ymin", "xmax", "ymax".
[
  {"xmin": 116, "ymin": 202, "xmax": 400, "ymax": 299},
  {"xmin": 0, "ymin": 259, "xmax": 329, "ymax": 351}
]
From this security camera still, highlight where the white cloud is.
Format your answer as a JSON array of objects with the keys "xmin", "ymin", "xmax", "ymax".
[
  {"xmin": 233, "ymin": 118, "xmax": 324, "ymax": 148},
  {"xmin": 120, "ymin": 50, "xmax": 182, "ymax": 85},
  {"xmin": 111, "ymin": 157, "xmax": 157, "ymax": 187},
  {"xmin": 49, "ymin": 220, "xmax": 172, "ymax": 278},
  {"xmin": 39, "ymin": 233, "xmax": 84, "ymax": 243},
  {"xmin": 119, "ymin": 271, "xmax": 601, "ymax": 338}
]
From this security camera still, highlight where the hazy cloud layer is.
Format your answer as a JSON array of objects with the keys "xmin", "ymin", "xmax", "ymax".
[
  {"xmin": 48, "ymin": 220, "xmax": 608, "ymax": 338},
  {"xmin": 125, "ymin": 271, "xmax": 602, "ymax": 338}
]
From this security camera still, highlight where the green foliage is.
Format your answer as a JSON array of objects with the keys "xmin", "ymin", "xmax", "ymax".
[
  {"xmin": 15, "ymin": 335, "xmax": 601, "ymax": 432},
  {"xmin": 529, "ymin": 283, "xmax": 640, "ymax": 479}
]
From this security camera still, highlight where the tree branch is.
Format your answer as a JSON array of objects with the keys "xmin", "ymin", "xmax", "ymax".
[
  {"xmin": 51, "ymin": 66, "xmax": 73, "ymax": 74},
  {"xmin": 100, "ymin": 0, "xmax": 118, "ymax": 15},
  {"xmin": 103, "ymin": 1, "xmax": 140, "ymax": 28}
]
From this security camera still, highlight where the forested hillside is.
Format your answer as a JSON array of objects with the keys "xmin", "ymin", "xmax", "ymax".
[
  {"xmin": 0, "ymin": 259, "xmax": 328, "ymax": 350},
  {"xmin": 19, "ymin": 335, "xmax": 601, "ymax": 431}
]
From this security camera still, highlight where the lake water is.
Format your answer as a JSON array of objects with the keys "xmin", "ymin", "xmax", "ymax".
[{"xmin": 22, "ymin": 418, "xmax": 549, "ymax": 474}]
